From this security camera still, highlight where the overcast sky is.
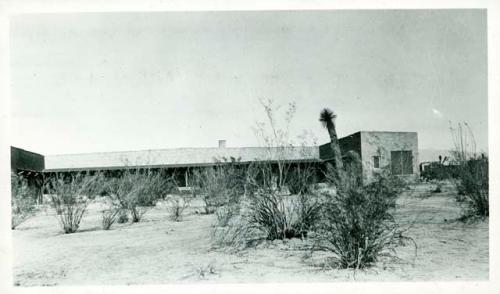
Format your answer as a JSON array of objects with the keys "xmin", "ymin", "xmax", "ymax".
[{"xmin": 10, "ymin": 10, "xmax": 487, "ymax": 155}]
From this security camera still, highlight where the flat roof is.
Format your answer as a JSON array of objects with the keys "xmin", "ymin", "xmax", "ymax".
[{"xmin": 44, "ymin": 146, "xmax": 320, "ymax": 172}]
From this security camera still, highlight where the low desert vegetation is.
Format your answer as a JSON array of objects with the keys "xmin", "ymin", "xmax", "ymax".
[
  {"xmin": 243, "ymin": 162, "xmax": 321, "ymax": 240},
  {"xmin": 105, "ymin": 169, "xmax": 175, "ymax": 222},
  {"xmin": 190, "ymin": 157, "xmax": 246, "ymax": 216},
  {"xmin": 11, "ymin": 172, "xmax": 38, "ymax": 229},
  {"xmin": 100, "ymin": 197, "xmax": 122, "ymax": 230},
  {"xmin": 450, "ymin": 122, "xmax": 489, "ymax": 218},
  {"xmin": 167, "ymin": 194, "xmax": 192, "ymax": 222},
  {"xmin": 209, "ymin": 106, "xmax": 414, "ymax": 270},
  {"xmin": 117, "ymin": 209, "xmax": 129, "ymax": 224},
  {"xmin": 315, "ymin": 166, "xmax": 410, "ymax": 268},
  {"xmin": 44, "ymin": 172, "xmax": 104, "ymax": 233},
  {"xmin": 12, "ymin": 101, "xmax": 489, "ymax": 280}
]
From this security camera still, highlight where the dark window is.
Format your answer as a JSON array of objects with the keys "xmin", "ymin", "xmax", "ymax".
[
  {"xmin": 373, "ymin": 156, "xmax": 380, "ymax": 168},
  {"xmin": 391, "ymin": 150, "xmax": 413, "ymax": 175}
]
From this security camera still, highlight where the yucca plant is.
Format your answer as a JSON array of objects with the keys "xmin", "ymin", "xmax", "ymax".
[{"xmin": 319, "ymin": 108, "xmax": 343, "ymax": 177}]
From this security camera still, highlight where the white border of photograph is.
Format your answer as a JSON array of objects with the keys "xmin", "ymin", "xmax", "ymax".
[{"xmin": 0, "ymin": 0, "xmax": 498, "ymax": 294}]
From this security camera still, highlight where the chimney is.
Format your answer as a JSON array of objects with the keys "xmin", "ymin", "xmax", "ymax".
[{"xmin": 218, "ymin": 140, "xmax": 226, "ymax": 148}]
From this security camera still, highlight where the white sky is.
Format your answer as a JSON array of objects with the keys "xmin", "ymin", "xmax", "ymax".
[{"xmin": 9, "ymin": 10, "xmax": 488, "ymax": 155}]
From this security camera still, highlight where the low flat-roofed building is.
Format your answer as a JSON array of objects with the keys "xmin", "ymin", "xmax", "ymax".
[
  {"xmin": 11, "ymin": 131, "xmax": 420, "ymax": 191},
  {"xmin": 43, "ymin": 142, "xmax": 321, "ymax": 187}
]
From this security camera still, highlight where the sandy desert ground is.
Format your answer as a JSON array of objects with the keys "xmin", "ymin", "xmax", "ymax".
[{"xmin": 12, "ymin": 182, "xmax": 488, "ymax": 286}]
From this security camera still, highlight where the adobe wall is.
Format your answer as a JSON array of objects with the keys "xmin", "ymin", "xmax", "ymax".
[{"xmin": 360, "ymin": 132, "xmax": 419, "ymax": 181}]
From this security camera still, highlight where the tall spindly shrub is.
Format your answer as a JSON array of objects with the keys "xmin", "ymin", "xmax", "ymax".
[
  {"xmin": 45, "ymin": 172, "xmax": 103, "ymax": 233},
  {"xmin": 450, "ymin": 122, "xmax": 488, "ymax": 218}
]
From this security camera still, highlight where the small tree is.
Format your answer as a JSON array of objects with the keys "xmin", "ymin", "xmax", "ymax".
[
  {"xmin": 45, "ymin": 172, "xmax": 103, "ymax": 233},
  {"xmin": 11, "ymin": 173, "xmax": 37, "ymax": 229}
]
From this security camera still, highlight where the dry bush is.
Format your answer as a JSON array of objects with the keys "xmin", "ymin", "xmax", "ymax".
[
  {"xmin": 100, "ymin": 197, "xmax": 122, "ymax": 230},
  {"xmin": 167, "ymin": 194, "xmax": 192, "ymax": 222},
  {"xmin": 315, "ymin": 160, "xmax": 411, "ymax": 269},
  {"xmin": 211, "ymin": 191, "xmax": 321, "ymax": 249},
  {"xmin": 212, "ymin": 100, "xmax": 321, "ymax": 244},
  {"xmin": 455, "ymin": 156, "xmax": 489, "ymax": 217},
  {"xmin": 292, "ymin": 192, "xmax": 322, "ymax": 237},
  {"xmin": 11, "ymin": 173, "xmax": 37, "ymax": 229},
  {"xmin": 247, "ymin": 189, "xmax": 294, "ymax": 240},
  {"xmin": 117, "ymin": 210, "xmax": 129, "ymax": 223},
  {"xmin": 44, "ymin": 172, "xmax": 103, "ymax": 233},
  {"xmin": 106, "ymin": 169, "xmax": 174, "ymax": 222},
  {"xmin": 243, "ymin": 162, "xmax": 322, "ymax": 240},
  {"xmin": 191, "ymin": 157, "xmax": 246, "ymax": 215},
  {"xmin": 214, "ymin": 204, "xmax": 239, "ymax": 227},
  {"xmin": 286, "ymin": 164, "xmax": 317, "ymax": 195},
  {"xmin": 211, "ymin": 213, "xmax": 264, "ymax": 250},
  {"xmin": 313, "ymin": 135, "xmax": 412, "ymax": 269},
  {"xmin": 450, "ymin": 122, "xmax": 489, "ymax": 218},
  {"xmin": 101, "ymin": 208, "xmax": 120, "ymax": 230}
]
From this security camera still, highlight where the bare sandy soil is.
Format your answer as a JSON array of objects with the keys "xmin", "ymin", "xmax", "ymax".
[{"xmin": 12, "ymin": 182, "xmax": 488, "ymax": 286}]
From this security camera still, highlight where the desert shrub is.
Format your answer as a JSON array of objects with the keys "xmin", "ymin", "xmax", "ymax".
[
  {"xmin": 244, "ymin": 162, "xmax": 289, "ymax": 239},
  {"xmin": 213, "ymin": 100, "xmax": 321, "ymax": 243},
  {"xmin": 421, "ymin": 164, "xmax": 459, "ymax": 181},
  {"xmin": 117, "ymin": 210, "xmax": 129, "ymax": 223},
  {"xmin": 101, "ymin": 208, "xmax": 120, "ymax": 230},
  {"xmin": 100, "ymin": 196, "xmax": 122, "ymax": 230},
  {"xmin": 315, "ymin": 173, "xmax": 408, "ymax": 269},
  {"xmin": 314, "ymin": 150, "xmax": 410, "ymax": 269},
  {"xmin": 243, "ymin": 162, "xmax": 323, "ymax": 240},
  {"xmin": 191, "ymin": 169, "xmax": 223, "ymax": 214},
  {"xmin": 247, "ymin": 189, "xmax": 294, "ymax": 240},
  {"xmin": 211, "ymin": 212, "xmax": 264, "ymax": 249},
  {"xmin": 450, "ymin": 122, "xmax": 489, "ymax": 218},
  {"xmin": 191, "ymin": 158, "xmax": 246, "ymax": 214},
  {"xmin": 11, "ymin": 173, "xmax": 38, "ymax": 229},
  {"xmin": 44, "ymin": 172, "xmax": 103, "ymax": 233},
  {"xmin": 167, "ymin": 194, "xmax": 192, "ymax": 222},
  {"xmin": 215, "ymin": 204, "xmax": 239, "ymax": 227},
  {"xmin": 455, "ymin": 156, "xmax": 489, "ymax": 217},
  {"xmin": 431, "ymin": 182, "xmax": 443, "ymax": 193},
  {"xmin": 106, "ymin": 169, "xmax": 173, "ymax": 222},
  {"xmin": 286, "ymin": 164, "xmax": 317, "ymax": 195},
  {"xmin": 291, "ymin": 192, "xmax": 322, "ymax": 237},
  {"xmin": 212, "ymin": 189, "xmax": 322, "ymax": 247}
]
